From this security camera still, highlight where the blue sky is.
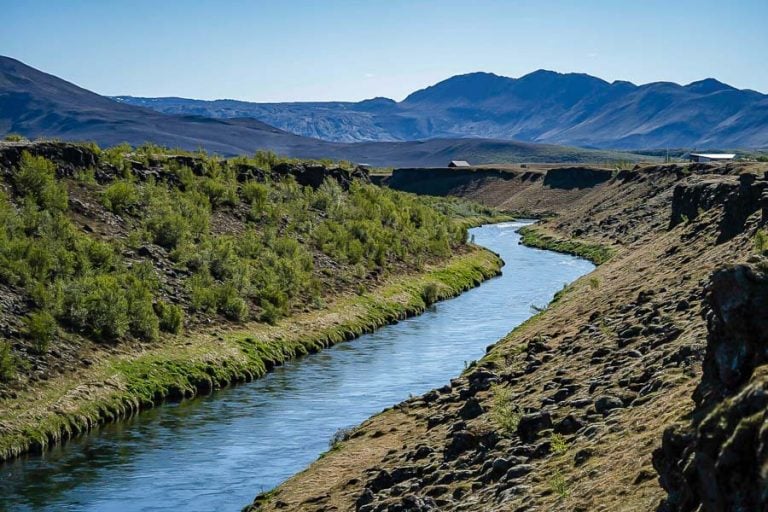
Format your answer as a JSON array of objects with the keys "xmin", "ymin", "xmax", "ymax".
[{"xmin": 2, "ymin": 0, "xmax": 766, "ymax": 102}]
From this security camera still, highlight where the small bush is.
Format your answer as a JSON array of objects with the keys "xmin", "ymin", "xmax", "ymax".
[
  {"xmin": 25, "ymin": 310, "xmax": 57, "ymax": 354},
  {"xmin": 14, "ymin": 152, "xmax": 68, "ymax": 211},
  {"xmin": 0, "ymin": 342, "xmax": 17, "ymax": 381},
  {"xmin": 241, "ymin": 181, "xmax": 269, "ymax": 208},
  {"xmin": 126, "ymin": 284, "xmax": 159, "ymax": 341},
  {"xmin": 189, "ymin": 275, "xmax": 218, "ymax": 313},
  {"xmin": 259, "ymin": 300, "xmax": 282, "ymax": 325},
  {"xmin": 155, "ymin": 301, "xmax": 184, "ymax": 333},
  {"xmin": 74, "ymin": 169, "xmax": 96, "ymax": 183},
  {"xmin": 550, "ymin": 433, "xmax": 568, "ymax": 455},
  {"xmin": 63, "ymin": 275, "xmax": 130, "ymax": 341},
  {"xmin": 755, "ymin": 229, "xmax": 768, "ymax": 255},
  {"xmin": 220, "ymin": 287, "xmax": 249, "ymax": 321},
  {"xmin": 102, "ymin": 181, "xmax": 140, "ymax": 213},
  {"xmin": 149, "ymin": 212, "xmax": 188, "ymax": 250},
  {"xmin": 549, "ymin": 470, "xmax": 570, "ymax": 498},
  {"xmin": 199, "ymin": 177, "xmax": 237, "ymax": 207},
  {"xmin": 422, "ymin": 282, "xmax": 442, "ymax": 304},
  {"xmin": 490, "ymin": 384, "xmax": 521, "ymax": 434},
  {"xmin": 4, "ymin": 133, "xmax": 25, "ymax": 142}
]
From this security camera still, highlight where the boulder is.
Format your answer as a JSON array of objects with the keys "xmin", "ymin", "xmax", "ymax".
[{"xmin": 516, "ymin": 411, "xmax": 552, "ymax": 443}]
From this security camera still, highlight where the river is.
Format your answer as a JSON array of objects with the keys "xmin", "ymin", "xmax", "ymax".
[{"xmin": 0, "ymin": 221, "xmax": 594, "ymax": 512}]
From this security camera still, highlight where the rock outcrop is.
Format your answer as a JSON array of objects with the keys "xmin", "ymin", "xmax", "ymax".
[
  {"xmin": 670, "ymin": 171, "xmax": 768, "ymax": 241},
  {"xmin": 272, "ymin": 162, "xmax": 370, "ymax": 190},
  {"xmin": 654, "ymin": 259, "xmax": 768, "ymax": 512},
  {"xmin": 0, "ymin": 141, "xmax": 371, "ymax": 190},
  {"xmin": 0, "ymin": 141, "xmax": 99, "ymax": 177}
]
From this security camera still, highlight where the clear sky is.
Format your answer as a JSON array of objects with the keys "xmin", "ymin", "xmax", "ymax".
[{"xmin": 2, "ymin": 0, "xmax": 766, "ymax": 102}]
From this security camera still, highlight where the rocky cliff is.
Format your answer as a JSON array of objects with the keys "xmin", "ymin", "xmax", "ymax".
[
  {"xmin": 653, "ymin": 260, "xmax": 768, "ymax": 511},
  {"xmin": 0, "ymin": 141, "xmax": 371, "ymax": 189},
  {"xmin": 386, "ymin": 166, "xmax": 614, "ymax": 216}
]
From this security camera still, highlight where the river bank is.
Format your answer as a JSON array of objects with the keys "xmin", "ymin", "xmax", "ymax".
[{"xmin": 0, "ymin": 245, "xmax": 503, "ymax": 463}]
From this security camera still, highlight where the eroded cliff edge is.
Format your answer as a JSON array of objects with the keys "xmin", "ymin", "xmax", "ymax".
[{"xmin": 654, "ymin": 259, "xmax": 768, "ymax": 511}]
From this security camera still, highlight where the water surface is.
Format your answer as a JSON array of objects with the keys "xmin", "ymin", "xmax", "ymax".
[{"xmin": 0, "ymin": 222, "xmax": 594, "ymax": 512}]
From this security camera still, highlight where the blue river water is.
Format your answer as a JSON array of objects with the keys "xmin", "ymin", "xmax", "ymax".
[{"xmin": 0, "ymin": 222, "xmax": 594, "ymax": 512}]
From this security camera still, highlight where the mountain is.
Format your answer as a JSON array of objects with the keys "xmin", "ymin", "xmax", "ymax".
[
  {"xmin": 0, "ymin": 55, "xmax": 317, "ymax": 156},
  {"xmin": 116, "ymin": 70, "xmax": 768, "ymax": 149},
  {"xmin": 0, "ymin": 56, "xmax": 646, "ymax": 166}
]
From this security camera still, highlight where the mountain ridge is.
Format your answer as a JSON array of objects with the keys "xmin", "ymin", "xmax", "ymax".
[
  {"xmin": 0, "ymin": 56, "xmax": 645, "ymax": 166},
  {"xmin": 116, "ymin": 69, "xmax": 768, "ymax": 149}
]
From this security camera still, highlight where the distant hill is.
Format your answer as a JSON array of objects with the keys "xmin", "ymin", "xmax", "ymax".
[
  {"xmin": 0, "ymin": 56, "xmax": 647, "ymax": 166},
  {"xmin": 116, "ymin": 70, "xmax": 768, "ymax": 149}
]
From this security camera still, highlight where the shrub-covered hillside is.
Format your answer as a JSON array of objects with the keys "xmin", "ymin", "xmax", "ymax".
[{"xmin": 0, "ymin": 142, "xmax": 499, "ymax": 389}]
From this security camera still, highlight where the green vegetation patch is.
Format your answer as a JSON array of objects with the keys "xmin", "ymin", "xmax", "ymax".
[
  {"xmin": 518, "ymin": 225, "xmax": 614, "ymax": 265},
  {"xmin": 0, "ymin": 247, "xmax": 502, "ymax": 460}
]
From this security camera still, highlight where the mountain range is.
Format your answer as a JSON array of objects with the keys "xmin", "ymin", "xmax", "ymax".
[
  {"xmin": 0, "ymin": 56, "xmax": 651, "ymax": 166},
  {"xmin": 116, "ymin": 70, "xmax": 768, "ymax": 149},
  {"xmin": 2, "ymin": 54, "xmax": 764, "ymax": 168}
]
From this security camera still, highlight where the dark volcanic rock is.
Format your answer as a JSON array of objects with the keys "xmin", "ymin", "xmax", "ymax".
[
  {"xmin": 458, "ymin": 398, "xmax": 485, "ymax": 420},
  {"xmin": 653, "ymin": 259, "xmax": 768, "ymax": 512},
  {"xmin": 272, "ymin": 162, "xmax": 370, "ymax": 190},
  {"xmin": 670, "ymin": 174, "xmax": 768, "ymax": 242},
  {"xmin": 0, "ymin": 141, "xmax": 99, "ymax": 177},
  {"xmin": 594, "ymin": 395, "xmax": 624, "ymax": 415},
  {"xmin": 444, "ymin": 430, "xmax": 478, "ymax": 460},
  {"xmin": 516, "ymin": 411, "xmax": 552, "ymax": 443}
]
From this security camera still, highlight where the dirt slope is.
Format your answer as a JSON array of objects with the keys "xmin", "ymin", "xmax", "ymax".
[
  {"xmin": 385, "ymin": 166, "xmax": 621, "ymax": 216},
  {"xmin": 248, "ymin": 161, "xmax": 768, "ymax": 511}
]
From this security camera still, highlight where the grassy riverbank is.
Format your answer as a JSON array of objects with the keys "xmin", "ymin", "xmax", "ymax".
[
  {"xmin": 518, "ymin": 224, "xmax": 614, "ymax": 265},
  {"xmin": 0, "ymin": 245, "xmax": 502, "ymax": 461}
]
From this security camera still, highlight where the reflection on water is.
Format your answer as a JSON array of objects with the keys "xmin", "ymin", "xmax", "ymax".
[{"xmin": 0, "ymin": 222, "xmax": 594, "ymax": 512}]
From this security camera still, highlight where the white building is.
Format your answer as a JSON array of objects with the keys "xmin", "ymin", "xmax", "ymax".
[
  {"xmin": 448, "ymin": 160, "xmax": 471, "ymax": 167},
  {"xmin": 689, "ymin": 153, "xmax": 735, "ymax": 163}
]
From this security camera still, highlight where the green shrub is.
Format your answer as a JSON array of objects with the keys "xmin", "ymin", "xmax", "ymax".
[
  {"xmin": 259, "ymin": 300, "xmax": 282, "ymax": 325},
  {"xmin": 126, "ymin": 282, "xmax": 159, "ymax": 340},
  {"xmin": 549, "ymin": 470, "xmax": 570, "ymax": 498},
  {"xmin": 4, "ymin": 133, "xmax": 25, "ymax": 142},
  {"xmin": 62, "ymin": 275, "xmax": 130, "ymax": 341},
  {"xmin": 102, "ymin": 181, "xmax": 140, "ymax": 213},
  {"xmin": 199, "ymin": 177, "xmax": 237, "ymax": 207},
  {"xmin": 0, "ymin": 342, "xmax": 16, "ymax": 381},
  {"xmin": 149, "ymin": 212, "xmax": 188, "ymax": 249},
  {"xmin": 241, "ymin": 181, "xmax": 269, "ymax": 209},
  {"xmin": 74, "ymin": 169, "xmax": 96, "ymax": 183},
  {"xmin": 25, "ymin": 310, "xmax": 57, "ymax": 354},
  {"xmin": 755, "ymin": 229, "xmax": 768, "ymax": 255},
  {"xmin": 219, "ymin": 286, "xmax": 249, "ymax": 321},
  {"xmin": 422, "ymin": 282, "xmax": 442, "ymax": 304},
  {"xmin": 490, "ymin": 384, "xmax": 521, "ymax": 434},
  {"xmin": 188, "ymin": 274, "xmax": 218, "ymax": 313},
  {"xmin": 14, "ymin": 153, "xmax": 68, "ymax": 211},
  {"xmin": 550, "ymin": 433, "xmax": 568, "ymax": 455},
  {"xmin": 155, "ymin": 301, "xmax": 184, "ymax": 333}
]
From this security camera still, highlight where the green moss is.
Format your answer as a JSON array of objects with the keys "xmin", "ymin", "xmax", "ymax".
[{"xmin": 519, "ymin": 225, "xmax": 614, "ymax": 265}]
